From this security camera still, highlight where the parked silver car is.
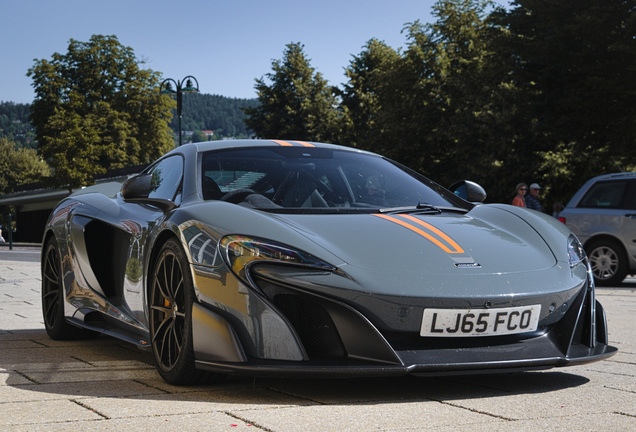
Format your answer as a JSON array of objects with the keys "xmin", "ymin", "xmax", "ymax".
[{"xmin": 559, "ymin": 172, "xmax": 636, "ymax": 285}]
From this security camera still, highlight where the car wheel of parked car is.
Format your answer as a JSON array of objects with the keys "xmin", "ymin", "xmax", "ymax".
[
  {"xmin": 586, "ymin": 239, "xmax": 628, "ymax": 286},
  {"xmin": 41, "ymin": 237, "xmax": 96, "ymax": 340},
  {"xmin": 149, "ymin": 238, "xmax": 225, "ymax": 385}
]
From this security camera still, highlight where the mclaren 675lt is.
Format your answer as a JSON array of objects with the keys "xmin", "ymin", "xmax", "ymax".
[{"xmin": 41, "ymin": 140, "xmax": 617, "ymax": 384}]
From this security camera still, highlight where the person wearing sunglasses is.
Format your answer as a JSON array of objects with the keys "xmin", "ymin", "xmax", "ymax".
[{"xmin": 512, "ymin": 183, "xmax": 527, "ymax": 207}]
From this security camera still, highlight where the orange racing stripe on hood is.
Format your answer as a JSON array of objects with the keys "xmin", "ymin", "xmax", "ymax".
[{"xmin": 373, "ymin": 213, "xmax": 465, "ymax": 254}]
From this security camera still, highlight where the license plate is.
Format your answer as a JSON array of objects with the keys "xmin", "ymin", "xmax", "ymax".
[{"xmin": 420, "ymin": 305, "xmax": 541, "ymax": 337}]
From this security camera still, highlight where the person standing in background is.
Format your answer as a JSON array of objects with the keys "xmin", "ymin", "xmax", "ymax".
[
  {"xmin": 512, "ymin": 183, "xmax": 527, "ymax": 207},
  {"xmin": 525, "ymin": 183, "xmax": 542, "ymax": 212}
]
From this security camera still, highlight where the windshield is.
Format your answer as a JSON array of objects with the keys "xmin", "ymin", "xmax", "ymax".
[{"xmin": 201, "ymin": 146, "xmax": 460, "ymax": 212}]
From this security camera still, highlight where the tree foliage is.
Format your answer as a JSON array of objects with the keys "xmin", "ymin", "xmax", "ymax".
[
  {"xmin": 244, "ymin": 43, "xmax": 344, "ymax": 142},
  {"xmin": 497, "ymin": 0, "xmax": 636, "ymax": 201},
  {"xmin": 339, "ymin": 39, "xmax": 402, "ymax": 152},
  {"xmin": 28, "ymin": 35, "xmax": 175, "ymax": 190},
  {"xmin": 0, "ymin": 137, "xmax": 50, "ymax": 194},
  {"xmin": 245, "ymin": 0, "xmax": 636, "ymax": 209},
  {"xmin": 1, "ymin": 96, "xmax": 258, "ymax": 149},
  {"xmin": 397, "ymin": 1, "xmax": 501, "ymax": 182}
]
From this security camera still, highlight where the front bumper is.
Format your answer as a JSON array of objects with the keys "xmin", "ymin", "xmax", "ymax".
[{"xmin": 192, "ymin": 267, "xmax": 617, "ymax": 378}]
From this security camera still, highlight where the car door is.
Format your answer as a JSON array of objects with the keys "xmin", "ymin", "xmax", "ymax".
[
  {"xmin": 120, "ymin": 155, "xmax": 185, "ymax": 322},
  {"xmin": 573, "ymin": 179, "xmax": 628, "ymax": 240},
  {"xmin": 619, "ymin": 179, "xmax": 636, "ymax": 269}
]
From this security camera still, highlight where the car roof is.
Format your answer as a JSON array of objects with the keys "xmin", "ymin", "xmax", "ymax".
[
  {"xmin": 188, "ymin": 139, "xmax": 374, "ymax": 155},
  {"xmin": 564, "ymin": 172, "xmax": 636, "ymax": 208},
  {"xmin": 589, "ymin": 172, "xmax": 636, "ymax": 182}
]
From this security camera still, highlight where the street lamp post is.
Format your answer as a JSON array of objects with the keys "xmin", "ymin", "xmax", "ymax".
[{"xmin": 159, "ymin": 76, "xmax": 200, "ymax": 146}]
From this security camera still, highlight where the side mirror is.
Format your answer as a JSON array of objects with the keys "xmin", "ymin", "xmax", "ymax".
[
  {"xmin": 121, "ymin": 174, "xmax": 177, "ymax": 212},
  {"xmin": 449, "ymin": 180, "xmax": 487, "ymax": 203},
  {"xmin": 121, "ymin": 174, "xmax": 152, "ymax": 200}
]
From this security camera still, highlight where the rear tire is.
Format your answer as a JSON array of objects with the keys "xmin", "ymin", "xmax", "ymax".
[
  {"xmin": 586, "ymin": 239, "xmax": 627, "ymax": 286},
  {"xmin": 148, "ymin": 238, "xmax": 226, "ymax": 385}
]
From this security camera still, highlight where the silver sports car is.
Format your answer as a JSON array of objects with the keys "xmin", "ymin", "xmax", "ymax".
[{"xmin": 41, "ymin": 140, "xmax": 617, "ymax": 385}]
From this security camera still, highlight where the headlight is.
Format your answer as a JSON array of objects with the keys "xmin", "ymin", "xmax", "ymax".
[
  {"xmin": 567, "ymin": 234, "xmax": 586, "ymax": 267},
  {"xmin": 220, "ymin": 235, "xmax": 335, "ymax": 284}
]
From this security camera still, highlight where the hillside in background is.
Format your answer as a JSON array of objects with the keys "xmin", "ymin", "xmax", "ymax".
[
  {"xmin": 0, "ymin": 101, "xmax": 35, "ymax": 149},
  {"xmin": 176, "ymin": 93, "xmax": 258, "ymax": 139},
  {"xmin": 0, "ymin": 94, "xmax": 258, "ymax": 147}
]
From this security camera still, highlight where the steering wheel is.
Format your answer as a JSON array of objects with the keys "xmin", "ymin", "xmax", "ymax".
[{"xmin": 220, "ymin": 188, "xmax": 257, "ymax": 204}]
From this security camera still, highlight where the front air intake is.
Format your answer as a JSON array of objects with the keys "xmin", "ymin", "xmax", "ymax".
[{"xmin": 254, "ymin": 276, "xmax": 347, "ymax": 360}]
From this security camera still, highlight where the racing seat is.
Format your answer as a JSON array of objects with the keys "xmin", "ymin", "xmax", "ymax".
[{"xmin": 203, "ymin": 176, "xmax": 223, "ymax": 200}]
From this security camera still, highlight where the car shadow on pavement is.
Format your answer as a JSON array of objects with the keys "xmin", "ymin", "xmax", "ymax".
[{"xmin": 1, "ymin": 328, "xmax": 590, "ymax": 406}]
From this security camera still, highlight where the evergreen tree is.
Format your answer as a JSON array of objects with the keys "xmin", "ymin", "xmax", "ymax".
[
  {"xmin": 244, "ymin": 43, "xmax": 343, "ymax": 142},
  {"xmin": 339, "ymin": 39, "xmax": 401, "ymax": 151},
  {"xmin": 28, "ymin": 35, "xmax": 175, "ymax": 191},
  {"xmin": 341, "ymin": 1, "xmax": 510, "ymax": 195},
  {"xmin": 400, "ymin": 1, "xmax": 513, "ymax": 189}
]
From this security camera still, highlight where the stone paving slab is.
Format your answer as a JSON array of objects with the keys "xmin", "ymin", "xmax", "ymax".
[
  {"xmin": 5, "ymin": 412, "xmax": 256, "ymax": 432},
  {"xmin": 0, "ymin": 378, "xmax": 165, "ymax": 402},
  {"xmin": 79, "ymin": 387, "xmax": 314, "ymax": 420},
  {"xmin": 1, "ymin": 259, "xmax": 635, "ymax": 431},
  {"xmin": 237, "ymin": 401, "xmax": 506, "ymax": 432},
  {"xmin": 0, "ymin": 399, "xmax": 106, "ymax": 427}
]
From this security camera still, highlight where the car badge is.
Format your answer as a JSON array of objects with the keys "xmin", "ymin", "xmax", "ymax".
[{"xmin": 455, "ymin": 262, "xmax": 482, "ymax": 268}]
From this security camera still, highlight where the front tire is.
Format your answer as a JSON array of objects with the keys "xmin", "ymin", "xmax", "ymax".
[
  {"xmin": 148, "ymin": 238, "xmax": 225, "ymax": 385},
  {"xmin": 586, "ymin": 239, "xmax": 627, "ymax": 286}
]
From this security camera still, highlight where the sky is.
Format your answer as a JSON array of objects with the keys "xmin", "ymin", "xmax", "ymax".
[{"xmin": 0, "ymin": 0, "xmax": 452, "ymax": 104}]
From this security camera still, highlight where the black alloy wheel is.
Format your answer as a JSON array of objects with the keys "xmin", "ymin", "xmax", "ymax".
[{"xmin": 149, "ymin": 238, "xmax": 224, "ymax": 385}]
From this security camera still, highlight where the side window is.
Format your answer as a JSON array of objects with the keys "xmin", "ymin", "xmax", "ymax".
[
  {"xmin": 578, "ymin": 180, "xmax": 627, "ymax": 209},
  {"xmin": 625, "ymin": 179, "xmax": 636, "ymax": 210},
  {"xmin": 147, "ymin": 156, "xmax": 183, "ymax": 203}
]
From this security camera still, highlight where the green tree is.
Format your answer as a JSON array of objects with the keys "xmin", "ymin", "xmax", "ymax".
[
  {"xmin": 28, "ymin": 35, "xmax": 175, "ymax": 191},
  {"xmin": 355, "ymin": 0, "xmax": 542, "ymax": 202},
  {"xmin": 344, "ymin": 1, "xmax": 511, "ymax": 194},
  {"xmin": 402, "ymin": 1, "xmax": 515, "ymax": 187},
  {"xmin": 243, "ymin": 0, "xmax": 635, "ymax": 207},
  {"xmin": 0, "ymin": 137, "xmax": 50, "ymax": 194},
  {"xmin": 244, "ymin": 43, "xmax": 343, "ymax": 142},
  {"xmin": 339, "ymin": 39, "xmax": 401, "ymax": 151}
]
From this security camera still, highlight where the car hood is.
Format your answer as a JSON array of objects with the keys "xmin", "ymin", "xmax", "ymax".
[
  {"xmin": 269, "ymin": 206, "xmax": 557, "ymax": 276},
  {"xmin": 181, "ymin": 201, "xmax": 577, "ymax": 298}
]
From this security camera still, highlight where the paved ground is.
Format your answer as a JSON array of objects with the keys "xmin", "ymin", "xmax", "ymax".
[{"xmin": 1, "ymin": 257, "xmax": 634, "ymax": 431}]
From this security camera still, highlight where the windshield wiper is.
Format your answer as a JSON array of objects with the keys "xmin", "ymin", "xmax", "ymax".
[
  {"xmin": 379, "ymin": 203, "xmax": 442, "ymax": 214},
  {"xmin": 379, "ymin": 203, "xmax": 468, "ymax": 215}
]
